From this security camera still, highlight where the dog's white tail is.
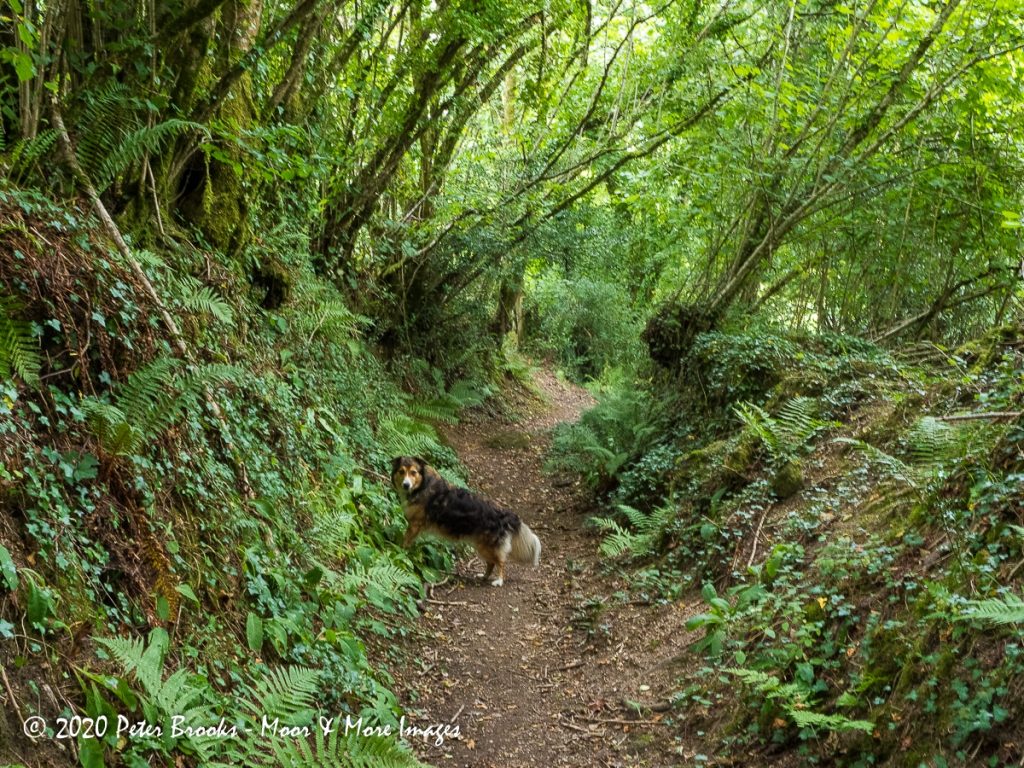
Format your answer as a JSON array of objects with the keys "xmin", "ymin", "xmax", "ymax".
[{"xmin": 510, "ymin": 522, "xmax": 542, "ymax": 567}]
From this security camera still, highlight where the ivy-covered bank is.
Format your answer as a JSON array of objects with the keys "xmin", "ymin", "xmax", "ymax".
[
  {"xmin": 551, "ymin": 327, "xmax": 1024, "ymax": 765},
  {"xmin": 0, "ymin": 184, "xmax": 492, "ymax": 766}
]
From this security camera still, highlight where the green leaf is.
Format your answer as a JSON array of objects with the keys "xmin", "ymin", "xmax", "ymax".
[
  {"xmin": 77, "ymin": 733, "xmax": 107, "ymax": 768},
  {"xmin": 175, "ymin": 584, "xmax": 199, "ymax": 603},
  {"xmin": 156, "ymin": 594, "xmax": 170, "ymax": 622},
  {"xmin": 26, "ymin": 577, "xmax": 55, "ymax": 627},
  {"xmin": 12, "ymin": 50, "xmax": 35, "ymax": 81},
  {"xmin": 246, "ymin": 612, "xmax": 264, "ymax": 652},
  {"xmin": 0, "ymin": 544, "xmax": 17, "ymax": 591}
]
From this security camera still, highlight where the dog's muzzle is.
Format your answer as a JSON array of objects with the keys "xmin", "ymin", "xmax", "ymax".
[{"xmin": 402, "ymin": 479, "xmax": 414, "ymax": 490}]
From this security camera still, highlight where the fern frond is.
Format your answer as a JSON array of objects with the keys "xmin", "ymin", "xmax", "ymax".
[
  {"xmin": 344, "ymin": 560, "xmax": 419, "ymax": 596},
  {"xmin": 597, "ymin": 523, "xmax": 639, "ymax": 557},
  {"xmin": 95, "ymin": 119, "xmax": 206, "ymax": 191},
  {"xmin": 776, "ymin": 397, "xmax": 820, "ymax": 445},
  {"xmin": 119, "ymin": 357, "xmax": 179, "ymax": 424},
  {"xmin": 81, "ymin": 357, "xmax": 194, "ymax": 455},
  {"xmin": 377, "ymin": 414, "xmax": 444, "ymax": 458},
  {"xmin": 174, "ymin": 277, "xmax": 235, "ymax": 325},
  {"xmin": 96, "ymin": 635, "xmax": 150, "ymax": 681},
  {"xmin": 446, "ymin": 379, "xmax": 491, "ymax": 409},
  {"xmin": 241, "ymin": 666, "xmax": 320, "ymax": 723},
  {"xmin": 956, "ymin": 594, "xmax": 1024, "ymax": 626},
  {"xmin": 736, "ymin": 397, "xmax": 826, "ymax": 461},
  {"xmin": 403, "ymin": 397, "xmax": 460, "ymax": 425},
  {"xmin": 907, "ymin": 416, "xmax": 961, "ymax": 466},
  {"xmin": 834, "ymin": 437, "xmax": 919, "ymax": 488},
  {"xmin": 734, "ymin": 401, "xmax": 780, "ymax": 454},
  {"xmin": 75, "ymin": 82, "xmax": 139, "ymax": 183},
  {"xmin": 9, "ymin": 129, "xmax": 58, "ymax": 179},
  {"xmin": 789, "ymin": 708, "xmax": 874, "ymax": 734},
  {"xmin": 310, "ymin": 508, "xmax": 356, "ymax": 558},
  {"xmin": 0, "ymin": 295, "xmax": 41, "ymax": 386},
  {"xmin": 295, "ymin": 296, "xmax": 359, "ymax": 340}
]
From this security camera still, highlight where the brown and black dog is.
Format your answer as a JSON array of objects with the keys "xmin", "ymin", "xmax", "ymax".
[{"xmin": 391, "ymin": 456, "xmax": 541, "ymax": 586}]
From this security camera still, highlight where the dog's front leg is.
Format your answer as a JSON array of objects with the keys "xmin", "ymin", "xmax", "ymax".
[{"xmin": 402, "ymin": 521, "xmax": 423, "ymax": 548}]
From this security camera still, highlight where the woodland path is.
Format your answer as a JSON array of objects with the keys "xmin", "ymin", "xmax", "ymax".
[{"xmin": 391, "ymin": 370, "xmax": 701, "ymax": 768}]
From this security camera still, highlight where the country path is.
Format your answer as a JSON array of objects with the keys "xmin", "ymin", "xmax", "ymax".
[{"xmin": 390, "ymin": 370, "xmax": 703, "ymax": 768}]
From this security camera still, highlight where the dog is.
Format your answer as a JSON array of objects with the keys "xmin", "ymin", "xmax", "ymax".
[{"xmin": 391, "ymin": 456, "xmax": 541, "ymax": 586}]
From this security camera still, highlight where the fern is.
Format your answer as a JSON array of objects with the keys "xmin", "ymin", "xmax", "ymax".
[
  {"xmin": 734, "ymin": 397, "xmax": 827, "ymax": 462},
  {"xmin": 97, "ymin": 629, "xmax": 218, "ymax": 760},
  {"xmin": 290, "ymin": 292, "xmax": 361, "ymax": 341},
  {"xmin": 955, "ymin": 594, "xmax": 1024, "ymax": 626},
  {"xmin": 395, "ymin": 380, "xmax": 490, "ymax": 427},
  {"xmin": 0, "ymin": 295, "xmax": 41, "ymax": 386},
  {"xmin": 9, "ymin": 129, "xmax": 58, "ymax": 180},
  {"xmin": 377, "ymin": 413, "xmax": 445, "ymax": 458},
  {"xmin": 789, "ymin": 708, "xmax": 874, "ymax": 734},
  {"xmin": 907, "ymin": 416, "xmax": 962, "ymax": 465},
  {"xmin": 310, "ymin": 507, "xmax": 356, "ymax": 558},
  {"xmin": 173, "ymin": 275, "xmax": 235, "ymax": 325},
  {"xmin": 70, "ymin": 83, "xmax": 207, "ymax": 192},
  {"xmin": 74, "ymin": 82, "xmax": 139, "ymax": 179},
  {"xmin": 82, "ymin": 358, "xmax": 237, "ymax": 455},
  {"xmin": 344, "ymin": 559, "xmax": 419, "ymax": 599},
  {"xmin": 99, "ymin": 631, "xmax": 425, "ymax": 767},
  {"xmin": 728, "ymin": 668, "xmax": 873, "ymax": 735},
  {"xmin": 240, "ymin": 666, "xmax": 320, "ymax": 723},
  {"xmin": 593, "ymin": 504, "xmax": 675, "ymax": 558},
  {"xmin": 94, "ymin": 118, "xmax": 207, "ymax": 191}
]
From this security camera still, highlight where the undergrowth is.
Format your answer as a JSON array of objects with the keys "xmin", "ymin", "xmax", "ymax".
[
  {"xmin": 551, "ymin": 323, "xmax": 1024, "ymax": 765},
  {"xmin": 0, "ymin": 182, "xmax": 488, "ymax": 766}
]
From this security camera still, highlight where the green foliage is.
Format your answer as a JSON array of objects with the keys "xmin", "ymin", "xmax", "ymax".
[
  {"xmin": 733, "ymin": 397, "xmax": 828, "ymax": 463},
  {"xmin": 91, "ymin": 630, "xmax": 425, "ymax": 767},
  {"xmin": 727, "ymin": 668, "xmax": 874, "ymax": 736},
  {"xmin": 549, "ymin": 376, "xmax": 659, "ymax": 488},
  {"xmin": 525, "ymin": 271, "xmax": 643, "ymax": 380},
  {"xmin": 592, "ymin": 503, "xmax": 676, "ymax": 558},
  {"xmin": 956, "ymin": 594, "xmax": 1024, "ymax": 627},
  {"xmin": 80, "ymin": 357, "xmax": 237, "ymax": 456},
  {"xmin": 0, "ymin": 543, "xmax": 17, "ymax": 590},
  {"xmin": 173, "ymin": 276, "xmax": 235, "ymax": 326},
  {"xmin": 0, "ymin": 294, "xmax": 40, "ymax": 386}
]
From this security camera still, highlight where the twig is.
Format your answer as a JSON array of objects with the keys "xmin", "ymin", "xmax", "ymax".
[
  {"xmin": 0, "ymin": 666, "xmax": 28, "ymax": 738},
  {"xmin": 557, "ymin": 716, "xmax": 600, "ymax": 735},
  {"xmin": 363, "ymin": 468, "xmax": 391, "ymax": 482},
  {"xmin": 449, "ymin": 704, "xmax": 465, "ymax": 724},
  {"xmin": 938, "ymin": 411, "xmax": 1021, "ymax": 422},
  {"xmin": 577, "ymin": 714, "xmax": 664, "ymax": 726},
  {"xmin": 556, "ymin": 659, "xmax": 584, "ymax": 671},
  {"xmin": 746, "ymin": 505, "xmax": 770, "ymax": 568},
  {"xmin": 621, "ymin": 697, "xmax": 673, "ymax": 713},
  {"xmin": 426, "ymin": 598, "xmax": 468, "ymax": 607},
  {"xmin": 146, "ymin": 160, "xmax": 165, "ymax": 237}
]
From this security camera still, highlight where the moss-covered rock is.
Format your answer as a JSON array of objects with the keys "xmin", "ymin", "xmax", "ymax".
[{"xmin": 771, "ymin": 458, "xmax": 803, "ymax": 498}]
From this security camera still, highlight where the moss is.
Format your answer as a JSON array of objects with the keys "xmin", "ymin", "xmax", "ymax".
[
  {"xmin": 485, "ymin": 430, "xmax": 532, "ymax": 450},
  {"xmin": 252, "ymin": 258, "xmax": 293, "ymax": 309},
  {"xmin": 177, "ymin": 82, "xmax": 257, "ymax": 258},
  {"xmin": 672, "ymin": 435, "xmax": 756, "ymax": 496},
  {"xmin": 768, "ymin": 369, "xmax": 829, "ymax": 403},
  {"xmin": 771, "ymin": 458, "xmax": 803, "ymax": 499},
  {"xmin": 956, "ymin": 323, "xmax": 1024, "ymax": 371}
]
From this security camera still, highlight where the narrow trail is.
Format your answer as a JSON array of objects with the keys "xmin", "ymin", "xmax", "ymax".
[{"xmin": 392, "ymin": 371, "xmax": 701, "ymax": 768}]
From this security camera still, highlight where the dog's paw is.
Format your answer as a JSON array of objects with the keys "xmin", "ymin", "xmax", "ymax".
[{"xmin": 489, "ymin": 577, "xmax": 504, "ymax": 587}]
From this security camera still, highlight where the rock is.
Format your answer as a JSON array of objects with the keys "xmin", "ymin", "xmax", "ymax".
[{"xmin": 771, "ymin": 459, "xmax": 803, "ymax": 499}]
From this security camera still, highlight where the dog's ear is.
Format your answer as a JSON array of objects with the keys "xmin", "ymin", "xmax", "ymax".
[
  {"xmin": 414, "ymin": 456, "xmax": 427, "ymax": 472},
  {"xmin": 391, "ymin": 456, "xmax": 402, "ymax": 474}
]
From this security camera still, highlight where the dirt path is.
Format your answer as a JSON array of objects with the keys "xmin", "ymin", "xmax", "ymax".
[{"xmin": 393, "ymin": 370, "xmax": 701, "ymax": 768}]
